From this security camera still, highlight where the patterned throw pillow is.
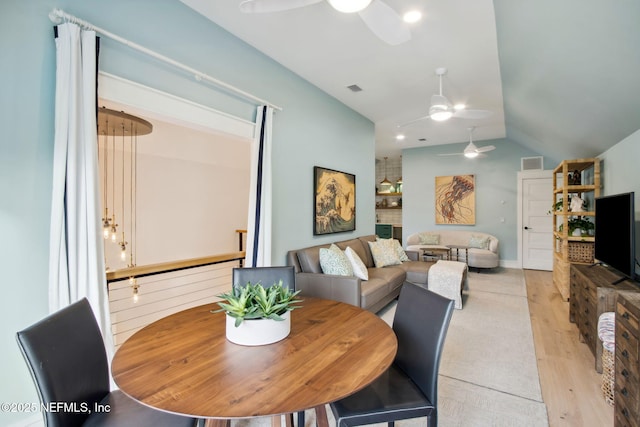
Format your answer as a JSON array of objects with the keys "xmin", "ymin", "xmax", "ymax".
[
  {"xmin": 376, "ymin": 237, "xmax": 409, "ymax": 262},
  {"xmin": 319, "ymin": 244, "xmax": 354, "ymax": 276},
  {"xmin": 368, "ymin": 239, "xmax": 402, "ymax": 268},
  {"xmin": 469, "ymin": 235, "xmax": 490, "ymax": 249},
  {"xmin": 419, "ymin": 233, "xmax": 440, "ymax": 245},
  {"xmin": 345, "ymin": 246, "xmax": 368, "ymax": 281}
]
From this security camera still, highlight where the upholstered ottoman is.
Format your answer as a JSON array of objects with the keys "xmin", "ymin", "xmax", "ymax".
[{"xmin": 427, "ymin": 260, "xmax": 468, "ymax": 309}]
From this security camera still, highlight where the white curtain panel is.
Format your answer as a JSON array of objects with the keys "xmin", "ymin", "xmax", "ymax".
[
  {"xmin": 49, "ymin": 23, "xmax": 113, "ymax": 354},
  {"xmin": 245, "ymin": 105, "xmax": 274, "ymax": 267}
]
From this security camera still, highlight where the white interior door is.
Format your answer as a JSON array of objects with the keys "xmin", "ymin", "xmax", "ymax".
[{"xmin": 522, "ymin": 175, "xmax": 553, "ymax": 270}]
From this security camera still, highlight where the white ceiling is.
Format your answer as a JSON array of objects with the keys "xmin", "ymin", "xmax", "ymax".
[{"xmin": 179, "ymin": 0, "xmax": 640, "ymax": 162}]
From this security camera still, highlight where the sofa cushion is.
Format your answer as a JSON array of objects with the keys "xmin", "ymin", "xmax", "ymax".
[
  {"xmin": 364, "ymin": 267, "xmax": 406, "ymax": 307},
  {"xmin": 334, "ymin": 239, "xmax": 370, "ymax": 268},
  {"xmin": 368, "ymin": 240, "xmax": 402, "ymax": 268},
  {"xmin": 394, "ymin": 260, "xmax": 432, "ymax": 285},
  {"xmin": 297, "ymin": 245, "xmax": 331, "ymax": 274},
  {"xmin": 356, "ymin": 235, "xmax": 377, "ymax": 267},
  {"xmin": 467, "ymin": 248, "xmax": 499, "ymax": 268},
  {"xmin": 345, "ymin": 246, "xmax": 368, "ymax": 281},
  {"xmin": 319, "ymin": 244, "xmax": 353, "ymax": 276}
]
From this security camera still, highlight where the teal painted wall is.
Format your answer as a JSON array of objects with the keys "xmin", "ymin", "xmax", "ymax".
[
  {"xmin": 599, "ymin": 129, "xmax": 640, "ymax": 278},
  {"xmin": 0, "ymin": 1, "xmax": 374, "ymax": 424},
  {"xmin": 402, "ymin": 138, "xmax": 555, "ymax": 263}
]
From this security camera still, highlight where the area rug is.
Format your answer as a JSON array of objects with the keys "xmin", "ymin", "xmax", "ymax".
[
  {"xmin": 378, "ymin": 267, "xmax": 548, "ymax": 426},
  {"xmin": 234, "ymin": 268, "xmax": 549, "ymax": 427}
]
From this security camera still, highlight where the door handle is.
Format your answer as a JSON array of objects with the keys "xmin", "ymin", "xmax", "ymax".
[{"xmin": 524, "ymin": 226, "xmax": 531, "ymax": 230}]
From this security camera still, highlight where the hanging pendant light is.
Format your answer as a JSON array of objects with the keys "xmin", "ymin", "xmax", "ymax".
[
  {"xmin": 380, "ymin": 157, "xmax": 392, "ymax": 187},
  {"xmin": 97, "ymin": 107, "xmax": 152, "ymax": 271}
]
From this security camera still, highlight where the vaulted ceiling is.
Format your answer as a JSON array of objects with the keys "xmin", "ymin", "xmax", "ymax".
[{"xmin": 180, "ymin": 0, "xmax": 640, "ymax": 161}]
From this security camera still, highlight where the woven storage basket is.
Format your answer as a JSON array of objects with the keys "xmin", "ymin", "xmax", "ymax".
[
  {"xmin": 564, "ymin": 241, "xmax": 595, "ymax": 263},
  {"xmin": 601, "ymin": 346, "xmax": 615, "ymax": 406}
]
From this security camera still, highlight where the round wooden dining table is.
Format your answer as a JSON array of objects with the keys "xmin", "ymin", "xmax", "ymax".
[{"xmin": 111, "ymin": 297, "xmax": 397, "ymax": 427}]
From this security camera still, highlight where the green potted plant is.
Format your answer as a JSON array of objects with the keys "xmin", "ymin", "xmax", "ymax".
[
  {"xmin": 567, "ymin": 216, "xmax": 594, "ymax": 237},
  {"xmin": 548, "ymin": 199, "xmax": 564, "ymax": 214},
  {"xmin": 214, "ymin": 281, "xmax": 302, "ymax": 346}
]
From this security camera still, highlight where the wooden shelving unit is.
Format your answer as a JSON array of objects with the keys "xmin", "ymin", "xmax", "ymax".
[
  {"xmin": 375, "ymin": 192, "xmax": 402, "ymax": 210},
  {"xmin": 552, "ymin": 158, "xmax": 600, "ymax": 300}
]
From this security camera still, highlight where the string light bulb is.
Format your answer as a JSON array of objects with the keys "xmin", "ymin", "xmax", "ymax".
[
  {"xmin": 119, "ymin": 234, "xmax": 127, "ymax": 261},
  {"xmin": 130, "ymin": 277, "xmax": 139, "ymax": 303},
  {"xmin": 110, "ymin": 213, "xmax": 118, "ymax": 242},
  {"xmin": 102, "ymin": 215, "xmax": 111, "ymax": 239}
]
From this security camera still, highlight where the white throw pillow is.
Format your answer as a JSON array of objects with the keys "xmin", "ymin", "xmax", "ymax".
[
  {"xmin": 345, "ymin": 246, "xmax": 368, "ymax": 280},
  {"xmin": 319, "ymin": 244, "xmax": 353, "ymax": 276}
]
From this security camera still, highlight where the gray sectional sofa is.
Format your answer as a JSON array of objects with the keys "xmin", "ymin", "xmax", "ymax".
[{"xmin": 286, "ymin": 234, "xmax": 434, "ymax": 313}]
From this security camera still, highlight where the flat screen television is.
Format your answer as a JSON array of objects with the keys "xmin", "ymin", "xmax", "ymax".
[{"xmin": 594, "ymin": 192, "xmax": 636, "ymax": 281}]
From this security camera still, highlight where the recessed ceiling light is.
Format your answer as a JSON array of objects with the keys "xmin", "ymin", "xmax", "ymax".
[
  {"xmin": 396, "ymin": 134, "xmax": 405, "ymax": 141},
  {"xmin": 403, "ymin": 10, "xmax": 422, "ymax": 23}
]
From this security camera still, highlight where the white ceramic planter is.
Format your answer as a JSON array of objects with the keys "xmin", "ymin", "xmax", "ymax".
[{"xmin": 225, "ymin": 311, "xmax": 291, "ymax": 346}]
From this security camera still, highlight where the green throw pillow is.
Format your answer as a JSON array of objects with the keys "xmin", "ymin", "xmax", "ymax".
[
  {"xmin": 469, "ymin": 235, "xmax": 490, "ymax": 249},
  {"xmin": 419, "ymin": 233, "xmax": 440, "ymax": 245}
]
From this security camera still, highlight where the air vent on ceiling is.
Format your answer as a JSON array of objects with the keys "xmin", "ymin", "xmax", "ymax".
[
  {"xmin": 346, "ymin": 84, "xmax": 362, "ymax": 92},
  {"xmin": 418, "ymin": 138, "xmax": 427, "ymax": 142},
  {"xmin": 521, "ymin": 156, "xmax": 543, "ymax": 171}
]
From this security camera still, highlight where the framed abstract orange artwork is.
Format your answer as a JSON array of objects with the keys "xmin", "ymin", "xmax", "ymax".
[{"xmin": 435, "ymin": 175, "xmax": 475, "ymax": 225}]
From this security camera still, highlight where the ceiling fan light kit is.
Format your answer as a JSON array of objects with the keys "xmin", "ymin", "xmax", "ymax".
[
  {"xmin": 328, "ymin": 0, "xmax": 372, "ymax": 13},
  {"xmin": 438, "ymin": 127, "xmax": 496, "ymax": 158},
  {"xmin": 239, "ymin": 0, "xmax": 410, "ymax": 45},
  {"xmin": 464, "ymin": 144, "xmax": 480, "ymax": 158},
  {"xmin": 399, "ymin": 67, "xmax": 492, "ymax": 128}
]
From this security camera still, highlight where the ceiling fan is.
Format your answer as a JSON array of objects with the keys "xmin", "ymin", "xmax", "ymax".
[
  {"xmin": 438, "ymin": 127, "xmax": 495, "ymax": 158},
  {"xmin": 400, "ymin": 68, "xmax": 492, "ymax": 127},
  {"xmin": 238, "ymin": 0, "xmax": 411, "ymax": 45}
]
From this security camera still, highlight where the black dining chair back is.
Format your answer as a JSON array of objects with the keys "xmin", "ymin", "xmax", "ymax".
[
  {"xmin": 16, "ymin": 298, "xmax": 196, "ymax": 427},
  {"xmin": 232, "ymin": 265, "xmax": 296, "ymax": 291},
  {"xmin": 330, "ymin": 282, "xmax": 455, "ymax": 427}
]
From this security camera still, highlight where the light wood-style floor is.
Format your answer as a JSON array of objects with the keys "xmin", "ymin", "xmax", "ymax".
[{"xmin": 524, "ymin": 269, "xmax": 614, "ymax": 427}]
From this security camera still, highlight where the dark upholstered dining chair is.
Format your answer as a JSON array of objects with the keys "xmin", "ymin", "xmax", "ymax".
[
  {"xmin": 16, "ymin": 298, "xmax": 197, "ymax": 427},
  {"xmin": 232, "ymin": 265, "xmax": 296, "ymax": 291},
  {"xmin": 330, "ymin": 282, "xmax": 455, "ymax": 427}
]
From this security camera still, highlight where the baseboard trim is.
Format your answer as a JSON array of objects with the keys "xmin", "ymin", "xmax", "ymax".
[{"xmin": 500, "ymin": 260, "xmax": 519, "ymax": 269}]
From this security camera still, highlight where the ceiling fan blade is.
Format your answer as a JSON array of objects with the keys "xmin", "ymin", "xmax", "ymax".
[
  {"xmin": 358, "ymin": 0, "xmax": 411, "ymax": 45},
  {"xmin": 452, "ymin": 109, "xmax": 493, "ymax": 120},
  {"xmin": 437, "ymin": 152, "xmax": 465, "ymax": 157},
  {"xmin": 475, "ymin": 145, "xmax": 496, "ymax": 153},
  {"xmin": 398, "ymin": 114, "xmax": 431, "ymax": 127},
  {"xmin": 239, "ymin": 0, "xmax": 321, "ymax": 13}
]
